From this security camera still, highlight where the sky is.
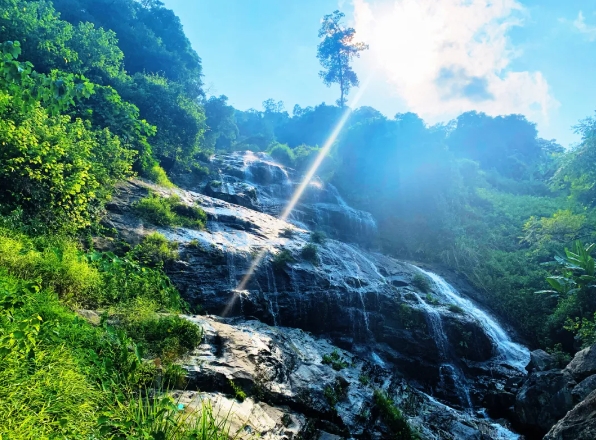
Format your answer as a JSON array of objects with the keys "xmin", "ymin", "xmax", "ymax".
[{"xmin": 163, "ymin": 0, "xmax": 596, "ymax": 148}]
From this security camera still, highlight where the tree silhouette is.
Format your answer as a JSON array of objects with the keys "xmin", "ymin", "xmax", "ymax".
[{"xmin": 317, "ymin": 10, "xmax": 368, "ymax": 107}]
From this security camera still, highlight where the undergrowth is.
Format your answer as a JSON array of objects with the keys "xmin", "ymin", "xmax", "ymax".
[
  {"xmin": 0, "ymin": 226, "xmax": 231, "ymax": 438},
  {"xmin": 134, "ymin": 192, "xmax": 207, "ymax": 230},
  {"xmin": 373, "ymin": 390, "xmax": 420, "ymax": 439}
]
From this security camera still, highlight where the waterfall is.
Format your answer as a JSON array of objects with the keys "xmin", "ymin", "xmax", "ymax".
[{"xmin": 417, "ymin": 268, "xmax": 530, "ymax": 371}]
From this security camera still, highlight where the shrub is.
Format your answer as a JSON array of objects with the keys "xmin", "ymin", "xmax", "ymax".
[
  {"xmin": 448, "ymin": 304, "xmax": 464, "ymax": 314},
  {"xmin": 125, "ymin": 315, "xmax": 202, "ymax": 362},
  {"xmin": 279, "ymin": 228, "xmax": 295, "ymax": 238},
  {"xmin": 268, "ymin": 142, "xmax": 295, "ymax": 166},
  {"xmin": 322, "ymin": 349, "xmax": 349, "ymax": 371},
  {"xmin": 0, "ymin": 230, "xmax": 101, "ymax": 302},
  {"xmin": 373, "ymin": 390, "xmax": 419, "ymax": 439},
  {"xmin": 323, "ymin": 378, "xmax": 348, "ymax": 408},
  {"xmin": 129, "ymin": 233, "xmax": 179, "ymax": 267},
  {"xmin": 228, "ymin": 379, "xmax": 247, "ymax": 402},
  {"xmin": 411, "ymin": 273, "xmax": 431, "ymax": 293},
  {"xmin": 144, "ymin": 164, "xmax": 175, "ymax": 188},
  {"xmin": 301, "ymin": 243, "xmax": 320, "ymax": 265},
  {"xmin": 425, "ymin": 293, "xmax": 440, "ymax": 305},
  {"xmin": 134, "ymin": 193, "xmax": 207, "ymax": 229},
  {"xmin": 310, "ymin": 230, "xmax": 327, "ymax": 244},
  {"xmin": 272, "ymin": 248, "xmax": 294, "ymax": 270}
]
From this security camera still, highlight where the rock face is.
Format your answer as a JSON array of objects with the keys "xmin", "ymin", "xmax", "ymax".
[
  {"xmin": 544, "ymin": 389, "xmax": 596, "ymax": 440},
  {"xmin": 175, "ymin": 315, "xmax": 520, "ymax": 439},
  {"xmin": 526, "ymin": 349, "xmax": 557, "ymax": 374},
  {"xmin": 565, "ymin": 345, "xmax": 596, "ymax": 381},
  {"xmin": 514, "ymin": 370, "xmax": 576, "ymax": 434},
  {"xmin": 102, "ymin": 152, "xmax": 533, "ymax": 438}
]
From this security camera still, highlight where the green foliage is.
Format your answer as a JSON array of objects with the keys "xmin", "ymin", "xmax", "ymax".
[
  {"xmin": 229, "ymin": 379, "xmax": 247, "ymax": 402},
  {"xmin": 448, "ymin": 304, "xmax": 464, "ymax": 314},
  {"xmin": 129, "ymin": 232, "xmax": 179, "ymax": 268},
  {"xmin": 118, "ymin": 73, "xmax": 207, "ymax": 166},
  {"xmin": 322, "ymin": 349, "xmax": 349, "ymax": 371},
  {"xmin": 98, "ymin": 394, "xmax": 235, "ymax": 440},
  {"xmin": 134, "ymin": 193, "xmax": 207, "ymax": 230},
  {"xmin": 124, "ymin": 314, "xmax": 202, "ymax": 363},
  {"xmin": 317, "ymin": 10, "xmax": 368, "ymax": 106},
  {"xmin": 269, "ymin": 142, "xmax": 295, "ymax": 166},
  {"xmin": 540, "ymin": 241, "xmax": 596, "ymax": 348},
  {"xmin": 359, "ymin": 374, "xmax": 371, "ymax": 385},
  {"xmin": 411, "ymin": 274, "xmax": 431, "ymax": 293},
  {"xmin": 373, "ymin": 390, "xmax": 419, "ymax": 440},
  {"xmin": 272, "ymin": 248, "xmax": 295, "ymax": 270},
  {"xmin": 323, "ymin": 378, "xmax": 347, "ymax": 408},
  {"xmin": 145, "ymin": 164, "xmax": 175, "ymax": 187},
  {"xmin": 310, "ymin": 230, "xmax": 327, "ymax": 244},
  {"xmin": 301, "ymin": 243, "xmax": 320, "ymax": 265},
  {"xmin": 0, "ymin": 42, "xmax": 135, "ymax": 231}
]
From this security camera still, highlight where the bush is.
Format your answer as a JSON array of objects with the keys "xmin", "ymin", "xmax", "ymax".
[
  {"xmin": 129, "ymin": 233, "xmax": 179, "ymax": 267},
  {"xmin": 279, "ymin": 228, "xmax": 295, "ymax": 238},
  {"xmin": 411, "ymin": 273, "xmax": 431, "ymax": 293},
  {"xmin": 134, "ymin": 193, "xmax": 207, "ymax": 229},
  {"xmin": 448, "ymin": 304, "xmax": 464, "ymax": 314},
  {"xmin": 268, "ymin": 142, "xmax": 295, "ymax": 166},
  {"xmin": 301, "ymin": 243, "xmax": 320, "ymax": 265},
  {"xmin": 373, "ymin": 390, "xmax": 419, "ymax": 439},
  {"xmin": 272, "ymin": 248, "xmax": 294, "ymax": 270},
  {"xmin": 144, "ymin": 164, "xmax": 175, "ymax": 188},
  {"xmin": 322, "ymin": 349, "xmax": 349, "ymax": 371},
  {"xmin": 310, "ymin": 230, "xmax": 327, "ymax": 244},
  {"xmin": 125, "ymin": 314, "xmax": 202, "ymax": 362}
]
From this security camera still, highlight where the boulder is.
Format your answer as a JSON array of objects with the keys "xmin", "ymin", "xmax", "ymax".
[
  {"xmin": 514, "ymin": 369, "xmax": 576, "ymax": 434},
  {"xmin": 572, "ymin": 374, "xmax": 596, "ymax": 403},
  {"xmin": 565, "ymin": 344, "xmax": 596, "ymax": 381},
  {"xmin": 544, "ymin": 389, "xmax": 596, "ymax": 440},
  {"xmin": 526, "ymin": 349, "xmax": 557, "ymax": 373}
]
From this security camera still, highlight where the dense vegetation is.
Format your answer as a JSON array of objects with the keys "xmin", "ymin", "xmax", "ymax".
[
  {"xmin": 1, "ymin": 0, "xmax": 595, "ymax": 435},
  {"xmin": 0, "ymin": 0, "xmax": 226, "ymax": 436}
]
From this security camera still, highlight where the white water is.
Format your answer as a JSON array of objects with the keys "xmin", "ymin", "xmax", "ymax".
[{"xmin": 417, "ymin": 268, "xmax": 530, "ymax": 371}]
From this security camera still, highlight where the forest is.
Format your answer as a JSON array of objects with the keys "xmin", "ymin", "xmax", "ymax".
[{"xmin": 0, "ymin": 0, "xmax": 595, "ymax": 438}]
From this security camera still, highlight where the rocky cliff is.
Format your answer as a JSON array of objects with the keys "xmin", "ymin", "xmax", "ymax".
[{"xmin": 99, "ymin": 152, "xmax": 548, "ymax": 439}]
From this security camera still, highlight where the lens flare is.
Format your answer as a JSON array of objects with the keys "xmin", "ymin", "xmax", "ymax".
[{"xmin": 221, "ymin": 77, "xmax": 372, "ymax": 317}]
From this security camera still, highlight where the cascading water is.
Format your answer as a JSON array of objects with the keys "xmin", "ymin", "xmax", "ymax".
[
  {"xmin": 150, "ymin": 152, "xmax": 531, "ymax": 438},
  {"xmin": 417, "ymin": 268, "xmax": 530, "ymax": 371}
]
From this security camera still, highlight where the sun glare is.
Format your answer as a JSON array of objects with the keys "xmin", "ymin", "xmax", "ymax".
[{"xmin": 220, "ymin": 77, "xmax": 373, "ymax": 317}]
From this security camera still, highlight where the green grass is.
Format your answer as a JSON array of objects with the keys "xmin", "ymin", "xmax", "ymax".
[
  {"xmin": 134, "ymin": 193, "xmax": 207, "ymax": 230},
  {"xmin": 373, "ymin": 390, "xmax": 420, "ymax": 440},
  {"xmin": 411, "ymin": 273, "xmax": 431, "ymax": 293},
  {"xmin": 144, "ymin": 164, "xmax": 175, "ymax": 188},
  {"xmin": 0, "ymin": 226, "xmax": 232, "ymax": 438}
]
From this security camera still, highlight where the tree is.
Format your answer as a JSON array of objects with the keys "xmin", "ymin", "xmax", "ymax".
[{"xmin": 317, "ymin": 10, "xmax": 368, "ymax": 107}]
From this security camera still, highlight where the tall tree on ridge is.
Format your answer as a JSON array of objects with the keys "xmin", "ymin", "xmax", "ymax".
[{"xmin": 317, "ymin": 10, "xmax": 368, "ymax": 107}]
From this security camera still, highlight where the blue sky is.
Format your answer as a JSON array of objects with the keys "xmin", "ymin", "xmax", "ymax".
[{"xmin": 163, "ymin": 0, "xmax": 596, "ymax": 148}]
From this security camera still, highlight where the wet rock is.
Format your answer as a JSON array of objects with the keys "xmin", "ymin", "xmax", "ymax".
[
  {"xmin": 572, "ymin": 374, "xmax": 596, "ymax": 403},
  {"xmin": 101, "ymin": 152, "xmax": 532, "ymax": 438},
  {"xmin": 514, "ymin": 369, "xmax": 576, "ymax": 434},
  {"xmin": 564, "ymin": 344, "xmax": 596, "ymax": 381},
  {"xmin": 178, "ymin": 315, "xmax": 522, "ymax": 440},
  {"xmin": 526, "ymin": 349, "xmax": 557, "ymax": 373},
  {"xmin": 544, "ymin": 389, "xmax": 596, "ymax": 440}
]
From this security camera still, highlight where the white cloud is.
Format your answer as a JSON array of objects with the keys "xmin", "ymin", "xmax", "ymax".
[
  {"xmin": 351, "ymin": 0, "xmax": 558, "ymax": 125},
  {"xmin": 573, "ymin": 11, "xmax": 596, "ymax": 41}
]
